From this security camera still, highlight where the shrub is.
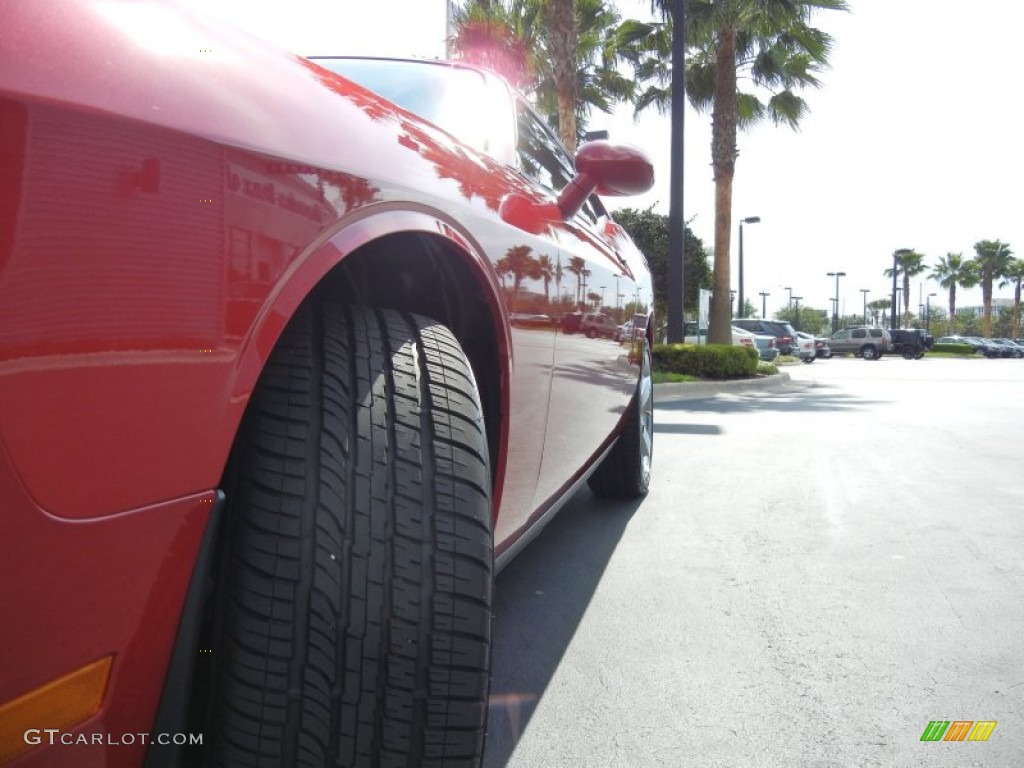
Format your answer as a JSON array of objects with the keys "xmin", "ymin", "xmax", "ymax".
[
  {"xmin": 652, "ymin": 343, "xmax": 759, "ymax": 379},
  {"xmin": 931, "ymin": 343, "xmax": 976, "ymax": 355}
]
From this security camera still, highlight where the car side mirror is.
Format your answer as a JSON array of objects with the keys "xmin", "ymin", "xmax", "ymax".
[
  {"xmin": 556, "ymin": 141, "xmax": 654, "ymax": 220},
  {"xmin": 499, "ymin": 141, "xmax": 654, "ymax": 235}
]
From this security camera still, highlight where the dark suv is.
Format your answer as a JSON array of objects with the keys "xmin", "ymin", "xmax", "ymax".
[
  {"xmin": 731, "ymin": 319, "xmax": 798, "ymax": 355},
  {"xmin": 888, "ymin": 329, "xmax": 934, "ymax": 359}
]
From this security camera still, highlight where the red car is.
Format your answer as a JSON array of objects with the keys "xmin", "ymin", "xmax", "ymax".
[{"xmin": 0, "ymin": 3, "xmax": 654, "ymax": 766}]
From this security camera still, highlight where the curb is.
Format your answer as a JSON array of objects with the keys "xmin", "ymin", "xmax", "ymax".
[{"xmin": 654, "ymin": 371, "xmax": 806, "ymax": 402}]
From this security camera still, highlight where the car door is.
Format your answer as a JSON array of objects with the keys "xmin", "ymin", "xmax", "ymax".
[
  {"xmin": 831, "ymin": 329, "xmax": 851, "ymax": 353},
  {"xmin": 507, "ymin": 102, "xmax": 651, "ymax": 515}
]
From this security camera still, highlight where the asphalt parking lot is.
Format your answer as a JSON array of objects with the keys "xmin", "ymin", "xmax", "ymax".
[{"xmin": 484, "ymin": 356, "xmax": 1024, "ymax": 767}]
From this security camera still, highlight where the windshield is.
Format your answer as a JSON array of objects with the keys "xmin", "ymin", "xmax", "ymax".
[{"xmin": 311, "ymin": 57, "xmax": 516, "ymax": 162}]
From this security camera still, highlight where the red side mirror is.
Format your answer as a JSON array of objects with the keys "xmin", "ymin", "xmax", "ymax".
[{"xmin": 557, "ymin": 140, "xmax": 654, "ymax": 219}]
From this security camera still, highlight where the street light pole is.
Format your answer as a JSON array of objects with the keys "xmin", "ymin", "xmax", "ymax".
[
  {"xmin": 759, "ymin": 291, "xmax": 770, "ymax": 318},
  {"xmin": 792, "ymin": 296, "xmax": 803, "ymax": 331},
  {"xmin": 738, "ymin": 216, "xmax": 760, "ymax": 318},
  {"xmin": 826, "ymin": 271, "xmax": 847, "ymax": 334},
  {"xmin": 665, "ymin": 0, "xmax": 686, "ymax": 342},
  {"xmin": 860, "ymin": 289, "xmax": 870, "ymax": 326},
  {"xmin": 926, "ymin": 292, "xmax": 936, "ymax": 333}
]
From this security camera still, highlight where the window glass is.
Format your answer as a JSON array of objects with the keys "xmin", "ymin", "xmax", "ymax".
[
  {"xmin": 834, "ymin": 331, "xmax": 849, "ymax": 340},
  {"xmin": 515, "ymin": 99, "xmax": 575, "ymax": 193},
  {"xmin": 869, "ymin": 329, "xmax": 882, "ymax": 337},
  {"xmin": 853, "ymin": 329, "xmax": 866, "ymax": 338},
  {"xmin": 314, "ymin": 58, "xmax": 515, "ymax": 160}
]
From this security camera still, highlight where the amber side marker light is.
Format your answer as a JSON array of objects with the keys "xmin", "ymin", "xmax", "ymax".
[{"xmin": 0, "ymin": 656, "xmax": 113, "ymax": 763}]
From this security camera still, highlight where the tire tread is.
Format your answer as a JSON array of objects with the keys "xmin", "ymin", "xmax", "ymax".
[{"xmin": 207, "ymin": 303, "xmax": 491, "ymax": 767}]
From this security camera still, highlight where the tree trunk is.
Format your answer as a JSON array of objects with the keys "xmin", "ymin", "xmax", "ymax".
[
  {"xmin": 948, "ymin": 285, "xmax": 956, "ymax": 334},
  {"xmin": 708, "ymin": 25, "xmax": 738, "ymax": 345},
  {"xmin": 982, "ymin": 276, "xmax": 992, "ymax": 337},
  {"xmin": 546, "ymin": 0, "xmax": 578, "ymax": 151},
  {"xmin": 1014, "ymin": 282, "xmax": 1021, "ymax": 338}
]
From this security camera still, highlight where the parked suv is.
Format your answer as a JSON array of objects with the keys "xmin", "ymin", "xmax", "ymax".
[
  {"xmin": 581, "ymin": 312, "xmax": 618, "ymax": 338},
  {"xmin": 888, "ymin": 328, "xmax": 934, "ymax": 359},
  {"xmin": 829, "ymin": 327, "xmax": 891, "ymax": 359},
  {"xmin": 732, "ymin": 319, "xmax": 798, "ymax": 355}
]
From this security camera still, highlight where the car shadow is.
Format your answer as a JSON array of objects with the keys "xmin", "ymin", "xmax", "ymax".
[
  {"xmin": 656, "ymin": 384, "xmax": 882, "ymax": 415},
  {"xmin": 483, "ymin": 488, "xmax": 642, "ymax": 767},
  {"xmin": 652, "ymin": 423, "xmax": 723, "ymax": 435}
]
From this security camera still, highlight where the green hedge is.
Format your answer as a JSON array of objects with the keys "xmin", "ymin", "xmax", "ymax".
[
  {"xmin": 931, "ymin": 343, "xmax": 976, "ymax": 355},
  {"xmin": 652, "ymin": 343, "xmax": 760, "ymax": 379}
]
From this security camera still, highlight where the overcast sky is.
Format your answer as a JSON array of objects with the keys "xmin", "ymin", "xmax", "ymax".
[{"xmin": 196, "ymin": 0, "xmax": 1023, "ymax": 316}]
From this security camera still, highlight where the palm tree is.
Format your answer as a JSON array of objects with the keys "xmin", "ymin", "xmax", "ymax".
[
  {"xmin": 566, "ymin": 255, "xmax": 587, "ymax": 307},
  {"xmin": 998, "ymin": 257, "xmax": 1024, "ymax": 339},
  {"xmin": 495, "ymin": 245, "xmax": 540, "ymax": 309},
  {"xmin": 929, "ymin": 252, "xmax": 977, "ymax": 335},
  {"xmin": 535, "ymin": 0, "xmax": 636, "ymax": 145},
  {"xmin": 536, "ymin": 253, "xmax": 555, "ymax": 304},
  {"xmin": 633, "ymin": 0, "xmax": 848, "ymax": 343},
  {"xmin": 450, "ymin": 0, "xmax": 637, "ymax": 148},
  {"xmin": 882, "ymin": 248, "xmax": 927, "ymax": 325},
  {"xmin": 972, "ymin": 239, "xmax": 1013, "ymax": 337},
  {"xmin": 544, "ymin": 0, "xmax": 579, "ymax": 150},
  {"xmin": 449, "ymin": 0, "xmax": 538, "ymax": 89},
  {"xmin": 866, "ymin": 298, "xmax": 892, "ymax": 327}
]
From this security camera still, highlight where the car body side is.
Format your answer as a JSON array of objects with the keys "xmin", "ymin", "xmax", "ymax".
[{"xmin": 0, "ymin": 3, "xmax": 652, "ymax": 765}]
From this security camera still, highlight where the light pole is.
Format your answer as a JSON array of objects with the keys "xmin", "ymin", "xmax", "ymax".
[
  {"xmin": 664, "ymin": 0, "xmax": 686, "ymax": 343},
  {"xmin": 784, "ymin": 286, "xmax": 793, "ymax": 312},
  {"xmin": 738, "ymin": 216, "xmax": 760, "ymax": 318},
  {"xmin": 926, "ymin": 292, "xmax": 936, "ymax": 333},
  {"xmin": 827, "ymin": 271, "xmax": 846, "ymax": 333},
  {"xmin": 730, "ymin": 290, "xmax": 736, "ymax": 317},
  {"xmin": 792, "ymin": 296, "xmax": 803, "ymax": 331},
  {"xmin": 860, "ymin": 289, "xmax": 870, "ymax": 326},
  {"xmin": 759, "ymin": 291, "xmax": 770, "ymax": 318}
]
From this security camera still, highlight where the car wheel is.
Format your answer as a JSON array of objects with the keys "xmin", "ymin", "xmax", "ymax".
[
  {"xmin": 588, "ymin": 343, "xmax": 653, "ymax": 497},
  {"xmin": 861, "ymin": 345, "xmax": 878, "ymax": 360},
  {"xmin": 203, "ymin": 302, "xmax": 493, "ymax": 768},
  {"xmin": 801, "ymin": 357, "xmax": 815, "ymax": 364}
]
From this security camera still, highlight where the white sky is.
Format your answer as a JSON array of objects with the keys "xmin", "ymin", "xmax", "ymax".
[{"xmin": 194, "ymin": 0, "xmax": 1024, "ymax": 315}]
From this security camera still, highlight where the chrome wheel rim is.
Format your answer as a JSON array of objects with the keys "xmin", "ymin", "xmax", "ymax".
[{"xmin": 639, "ymin": 348, "xmax": 653, "ymax": 483}]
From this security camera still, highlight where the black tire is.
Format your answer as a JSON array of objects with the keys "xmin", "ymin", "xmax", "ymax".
[
  {"xmin": 861, "ymin": 345, "xmax": 878, "ymax": 360},
  {"xmin": 801, "ymin": 357, "xmax": 815, "ymax": 364},
  {"xmin": 204, "ymin": 302, "xmax": 493, "ymax": 768},
  {"xmin": 587, "ymin": 343, "xmax": 653, "ymax": 498}
]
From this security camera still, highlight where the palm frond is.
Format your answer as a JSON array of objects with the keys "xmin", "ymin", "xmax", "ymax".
[{"xmin": 766, "ymin": 89, "xmax": 808, "ymax": 128}]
